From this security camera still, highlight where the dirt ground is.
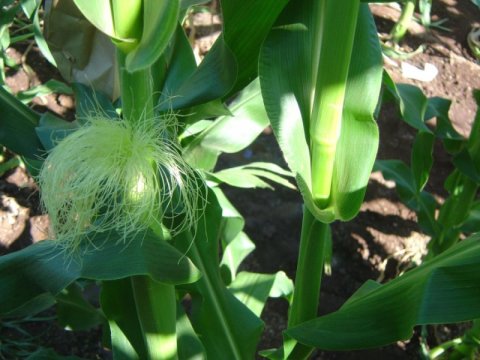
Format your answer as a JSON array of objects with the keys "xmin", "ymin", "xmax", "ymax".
[{"xmin": 1, "ymin": 1, "xmax": 479, "ymax": 359}]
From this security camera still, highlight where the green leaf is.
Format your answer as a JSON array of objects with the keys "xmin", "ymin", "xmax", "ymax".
[
  {"xmin": 56, "ymin": 283, "xmax": 105, "ymax": 331},
  {"xmin": 0, "ymin": 231, "xmax": 201, "ymax": 315},
  {"xmin": 72, "ymin": 0, "xmax": 116, "ymax": 38},
  {"xmin": 21, "ymin": 0, "xmax": 40, "ymax": 18},
  {"xmin": 3, "ymin": 293, "xmax": 55, "ymax": 318},
  {"xmin": 0, "ymin": 86, "xmax": 44, "ymax": 159},
  {"xmin": 183, "ymin": 79, "xmax": 270, "ymax": 170},
  {"xmin": 416, "ymin": 191, "xmax": 438, "ymax": 236},
  {"xmin": 383, "ymin": 77, "xmax": 432, "ymax": 133},
  {"xmin": 101, "ymin": 279, "xmax": 146, "ymax": 360},
  {"xmin": 411, "ymin": 131, "xmax": 435, "ymax": 191},
  {"xmin": 453, "ymin": 149, "xmax": 480, "ymax": 183},
  {"xmin": 426, "ymin": 97, "xmax": 463, "ymax": 141},
  {"xmin": 374, "ymin": 160, "xmax": 416, "ymax": 202},
  {"xmin": 32, "ymin": 4, "xmax": 57, "ymax": 66},
  {"xmin": 287, "ymin": 233, "xmax": 480, "ymax": 350},
  {"xmin": 374, "ymin": 160, "xmax": 439, "ymax": 236},
  {"xmin": 259, "ymin": 4, "xmax": 383, "ymax": 222},
  {"xmin": 163, "ymin": 0, "xmax": 288, "ymax": 110},
  {"xmin": 174, "ymin": 191, "xmax": 264, "ymax": 360},
  {"xmin": 220, "ymin": 0, "xmax": 289, "ymax": 97},
  {"xmin": 35, "ymin": 112, "xmax": 80, "ymax": 151},
  {"xmin": 162, "ymin": 37, "xmax": 237, "ymax": 110},
  {"xmin": 176, "ymin": 305, "xmax": 206, "ymax": 360},
  {"xmin": 159, "ymin": 24, "xmax": 198, "ymax": 107},
  {"xmin": 229, "ymin": 271, "xmax": 293, "ymax": 317},
  {"xmin": 460, "ymin": 201, "xmax": 480, "ymax": 233},
  {"xmin": 17, "ymin": 79, "xmax": 72, "ymax": 104},
  {"xmin": 72, "ymin": 82, "xmax": 117, "ymax": 122},
  {"xmin": 126, "ymin": 0, "xmax": 180, "ymax": 72},
  {"xmin": 211, "ymin": 162, "xmax": 295, "ymax": 190},
  {"xmin": 213, "ymin": 187, "xmax": 255, "ymax": 283},
  {"xmin": 102, "ymin": 281, "xmax": 207, "ymax": 360},
  {"xmin": 220, "ymin": 231, "xmax": 255, "ymax": 284}
]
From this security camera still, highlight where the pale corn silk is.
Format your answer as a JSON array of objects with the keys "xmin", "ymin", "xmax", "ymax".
[{"xmin": 38, "ymin": 112, "xmax": 203, "ymax": 254}]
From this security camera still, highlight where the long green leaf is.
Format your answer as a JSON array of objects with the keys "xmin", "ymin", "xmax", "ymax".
[
  {"xmin": 0, "ymin": 86, "xmax": 44, "ymax": 158},
  {"xmin": 0, "ymin": 231, "xmax": 201, "ymax": 315},
  {"xmin": 259, "ymin": 3, "xmax": 383, "ymax": 222},
  {"xmin": 174, "ymin": 191, "xmax": 263, "ymax": 360},
  {"xmin": 32, "ymin": 3, "xmax": 57, "ymax": 66},
  {"xmin": 211, "ymin": 162, "xmax": 295, "ymax": 190},
  {"xmin": 287, "ymin": 234, "xmax": 480, "ymax": 350},
  {"xmin": 183, "ymin": 79, "xmax": 270, "ymax": 170},
  {"xmin": 411, "ymin": 131, "xmax": 435, "ymax": 191},
  {"xmin": 16, "ymin": 79, "xmax": 72, "ymax": 104},
  {"xmin": 213, "ymin": 187, "xmax": 255, "ymax": 283},
  {"xmin": 102, "ymin": 281, "xmax": 207, "ymax": 360},
  {"xmin": 101, "ymin": 279, "xmax": 147, "ymax": 360},
  {"xmin": 176, "ymin": 305, "xmax": 206, "ymax": 360},
  {"xmin": 72, "ymin": 0, "xmax": 116, "ymax": 38},
  {"xmin": 126, "ymin": 0, "xmax": 180, "ymax": 72},
  {"xmin": 56, "ymin": 283, "xmax": 105, "ymax": 331},
  {"xmin": 163, "ymin": 0, "xmax": 288, "ymax": 110},
  {"xmin": 229, "ymin": 271, "xmax": 293, "ymax": 317}
]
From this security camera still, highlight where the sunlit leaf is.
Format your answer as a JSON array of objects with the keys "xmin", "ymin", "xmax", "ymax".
[
  {"xmin": 259, "ymin": 4, "xmax": 383, "ymax": 222},
  {"xmin": 287, "ymin": 234, "xmax": 480, "ymax": 350},
  {"xmin": 0, "ymin": 231, "xmax": 201, "ymax": 315}
]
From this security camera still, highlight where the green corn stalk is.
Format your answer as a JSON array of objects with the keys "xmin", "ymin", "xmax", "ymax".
[
  {"xmin": 390, "ymin": 0, "xmax": 417, "ymax": 44},
  {"xmin": 291, "ymin": 3, "xmax": 361, "ymax": 358},
  {"xmin": 419, "ymin": 0, "xmax": 432, "ymax": 27},
  {"xmin": 309, "ymin": 1, "xmax": 360, "ymax": 208},
  {"xmin": 260, "ymin": 0, "xmax": 383, "ymax": 357},
  {"xmin": 110, "ymin": 2, "xmax": 177, "ymax": 359}
]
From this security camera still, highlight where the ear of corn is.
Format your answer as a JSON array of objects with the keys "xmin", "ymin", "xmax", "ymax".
[{"xmin": 39, "ymin": 114, "xmax": 202, "ymax": 254}]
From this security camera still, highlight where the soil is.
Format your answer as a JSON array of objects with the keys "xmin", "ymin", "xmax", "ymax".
[{"xmin": 1, "ymin": 1, "xmax": 479, "ymax": 359}]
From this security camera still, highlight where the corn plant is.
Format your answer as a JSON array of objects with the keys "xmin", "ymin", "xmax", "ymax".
[
  {"xmin": 376, "ymin": 78, "xmax": 480, "ymax": 358},
  {"xmin": 0, "ymin": 1, "xmax": 480, "ymax": 359}
]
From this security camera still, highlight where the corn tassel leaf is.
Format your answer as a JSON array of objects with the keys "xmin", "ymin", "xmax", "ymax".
[
  {"xmin": 287, "ymin": 233, "xmax": 480, "ymax": 350},
  {"xmin": 259, "ymin": 3, "xmax": 383, "ymax": 223}
]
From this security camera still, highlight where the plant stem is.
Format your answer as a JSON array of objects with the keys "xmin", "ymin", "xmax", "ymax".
[
  {"xmin": 131, "ymin": 276, "xmax": 178, "ymax": 360},
  {"xmin": 287, "ymin": 208, "xmax": 329, "ymax": 359},
  {"xmin": 419, "ymin": 0, "xmax": 432, "ymax": 27},
  {"xmin": 117, "ymin": 41, "xmax": 177, "ymax": 359},
  {"xmin": 310, "ymin": 0, "xmax": 360, "ymax": 208},
  {"xmin": 390, "ymin": 0, "xmax": 416, "ymax": 44},
  {"xmin": 289, "ymin": 209, "xmax": 328, "ymax": 326},
  {"xmin": 117, "ymin": 50, "xmax": 154, "ymax": 122}
]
